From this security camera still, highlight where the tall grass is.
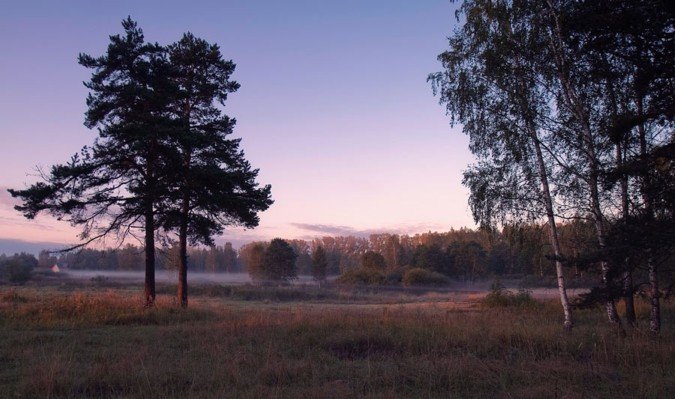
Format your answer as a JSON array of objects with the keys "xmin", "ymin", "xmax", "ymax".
[{"xmin": 0, "ymin": 287, "xmax": 672, "ymax": 398}]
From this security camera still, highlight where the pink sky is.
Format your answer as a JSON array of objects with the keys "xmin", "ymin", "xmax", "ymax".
[{"xmin": 0, "ymin": 1, "xmax": 475, "ymax": 251}]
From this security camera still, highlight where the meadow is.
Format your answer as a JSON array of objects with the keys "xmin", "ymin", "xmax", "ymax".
[{"xmin": 0, "ymin": 283, "xmax": 672, "ymax": 398}]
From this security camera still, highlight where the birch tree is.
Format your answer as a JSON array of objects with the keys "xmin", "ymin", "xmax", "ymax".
[
  {"xmin": 539, "ymin": 0, "xmax": 674, "ymax": 330},
  {"xmin": 430, "ymin": 0, "xmax": 573, "ymax": 328}
]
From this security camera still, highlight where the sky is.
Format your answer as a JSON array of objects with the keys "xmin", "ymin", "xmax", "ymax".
[{"xmin": 0, "ymin": 0, "xmax": 474, "ymax": 253}]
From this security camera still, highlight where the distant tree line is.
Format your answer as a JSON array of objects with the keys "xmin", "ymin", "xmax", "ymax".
[
  {"xmin": 32, "ymin": 224, "xmax": 604, "ymax": 279},
  {"xmin": 17, "ymin": 221, "xmax": 672, "ymax": 300},
  {"xmin": 240, "ymin": 224, "xmax": 672, "ymax": 285},
  {"xmin": 43, "ymin": 243, "xmax": 241, "ymax": 273}
]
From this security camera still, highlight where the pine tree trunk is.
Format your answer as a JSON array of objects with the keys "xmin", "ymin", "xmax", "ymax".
[
  {"xmin": 177, "ymin": 148, "xmax": 191, "ymax": 308},
  {"xmin": 144, "ymin": 137, "xmax": 158, "ymax": 307},
  {"xmin": 532, "ymin": 133, "xmax": 573, "ymax": 329},
  {"xmin": 144, "ymin": 210, "xmax": 156, "ymax": 307},
  {"xmin": 177, "ymin": 192, "xmax": 189, "ymax": 308}
]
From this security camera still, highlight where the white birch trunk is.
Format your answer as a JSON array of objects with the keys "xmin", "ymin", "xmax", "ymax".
[{"xmin": 544, "ymin": 0, "xmax": 620, "ymax": 325}]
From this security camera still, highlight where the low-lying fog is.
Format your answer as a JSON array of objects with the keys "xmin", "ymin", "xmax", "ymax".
[
  {"xmin": 56, "ymin": 270, "xmax": 586, "ymax": 299},
  {"xmin": 61, "ymin": 270, "xmax": 318, "ymax": 285}
]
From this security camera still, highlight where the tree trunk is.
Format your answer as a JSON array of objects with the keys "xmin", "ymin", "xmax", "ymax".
[
  {"xmin": 649, "ymin": 256, "xmax": 661, "ymax": 333},
  {"xmin": 564, "ymin": 75, "xmax": 621, "ymax": 325},
  {"xmin": 177, "ymin": 192, "xmax": 189, "ymax": 308},
  {"xmin": 144, "ymin": 210, "xmax": 156, "ymax": 307},
  {"xmin": 143, "ymin": 137, "xmax": 158, "ymax": 307},
  {"xmin": 545, "ymin": 0, "xmax": 620, "ymax": 325},
  {"xmin": 177, "ymin": 149, "xmax": 191, "ymax": 308},
  {"xmin": 637, "ymin": 99, "xmax": 660, "ymax": 333},
  {"xmin": 504, "ymin": 14, "xmax": 573, "ymax": 327},
  {"xmin": 623, "ymin": 269, "xmax": 636, "ymax": 326},
  {"xmin": 586, "ymin": 131, "xmax": 621, "ymax": 326},
  {"xmin": 616, "ymin": 142, "xmax": 636, "ymax": 325},
  {"xmin": 532, "ymin": 133, "xmax": 573, "ymax": 329}
]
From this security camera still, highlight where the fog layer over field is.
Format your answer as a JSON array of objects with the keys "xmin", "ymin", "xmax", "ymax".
[
  {"xmin": 62, "ymin": 270, "xmax": 321, "ymax": 285},
  {"xmin": 58, "ymin": 270, "xmax": 586, "ymax": 299}
]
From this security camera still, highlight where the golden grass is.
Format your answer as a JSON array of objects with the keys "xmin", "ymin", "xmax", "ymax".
[{"xmin": 0, "ymin": 287, "xmax": 672, "ymax": 398}]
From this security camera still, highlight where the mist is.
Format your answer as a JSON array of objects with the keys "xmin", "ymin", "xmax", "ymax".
[{"xmin": 61, "ymin": 269, "xmax": 319, "ymax": 285}]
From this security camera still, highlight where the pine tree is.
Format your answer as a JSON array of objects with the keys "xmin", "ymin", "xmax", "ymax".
[
  {"xmin": 9, "ymin": 18, "xmax": 176, "ymax": 306},
  {"xmin": 161, "ymin": 33, "xmax": 273, "ymax": 307}
]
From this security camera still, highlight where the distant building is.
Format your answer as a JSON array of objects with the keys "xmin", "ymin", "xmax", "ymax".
[{"xmin": 50, "ymin": 264, "xmax": 60, "ymax": 273}]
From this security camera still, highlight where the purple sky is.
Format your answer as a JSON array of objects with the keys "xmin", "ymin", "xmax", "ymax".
[{"xmin": 0, "ymin": 0, "xmax": 474, "ymax": 252}]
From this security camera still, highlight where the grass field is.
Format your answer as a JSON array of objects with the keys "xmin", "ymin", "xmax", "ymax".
[{"xmin": 0, "ymin": 284, "xmax": 673, "ymax": 398}]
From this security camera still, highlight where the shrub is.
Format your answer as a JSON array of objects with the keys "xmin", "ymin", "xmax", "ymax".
[
  {"xmin": 402, "ymin": 268, "xmax": 449, "ymax": 287},
  {"xmin": 336, "ymin": 267, "xmax": 385, "ymax": 285},
  {"xmin": 384, "ymin": 267, "xmax": 406, "ymax": 285},
  {"xmin": 2, "ymin": 259, "xmax": 33, "ymax": 284},
  {"xmin": 483, "ymin": 280, "xmax": 539, "ymax": 308}
]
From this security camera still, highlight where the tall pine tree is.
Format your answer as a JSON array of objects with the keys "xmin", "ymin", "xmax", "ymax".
[
  {"xmin": 163, "ymin": 33, "xmax": 273, "ymax": 307},
  {"xmin": 10, "ymin": 18, "xmax": 176, "ymax": 306}
]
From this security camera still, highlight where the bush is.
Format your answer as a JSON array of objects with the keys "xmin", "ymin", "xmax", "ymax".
[
  {"xmin": 402, "ymin": 268, "xmax": 449, "ymax": 287},
  {"xmin": 336, "ymin": 268, "xmax": 385, "ymax": 285},
  {"xmin": 483, "ymin": 280, "xmax": 539, "ymax": 308},
  {"xmin": 1, "ymin": 258, "xmax": 33, "ymax": 284},
  {"xmin": 383, "ymin": 267, "xmax": 406, "ymax": 285}
]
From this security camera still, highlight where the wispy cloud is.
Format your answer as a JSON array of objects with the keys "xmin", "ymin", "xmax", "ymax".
[
  {"xmin": 291, "ymin": 223, "xmax": 360, "ymax": 236},
  {"xmin": 0, "ymin": 238, "xmax": 68, "ymax": 255},
  {"xmin": 291, "ymin": 222, "xmax": 449, "ymax": 238},
  {"xmin": 0, "ymin": 215, "xmax": 59, "ymax": 231}
]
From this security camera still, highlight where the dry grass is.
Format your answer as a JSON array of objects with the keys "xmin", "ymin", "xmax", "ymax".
[{"xmin": 0, "ymin": 286, "xmax": 673, "ymax": 398}]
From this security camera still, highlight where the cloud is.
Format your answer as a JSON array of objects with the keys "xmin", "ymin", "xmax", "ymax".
[
  {"xmin": 290, "ymin": 223, "xmax": 360, "ymax": 236},
  {"xmin": 291, "ymin": 222, "xmax": 449, "ymax": 238},
  {"xmin": 0, "ymin": 215, "xmax": 59, "ymax": 231},
  {"xmin": 0, "ymin": 238, "xmax": 68, "ymax": 256}
]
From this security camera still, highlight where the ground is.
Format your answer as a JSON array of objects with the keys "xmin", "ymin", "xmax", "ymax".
[{"xmin": 0, "ymin": 280, "xmax": 673, "ymax": 398}]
